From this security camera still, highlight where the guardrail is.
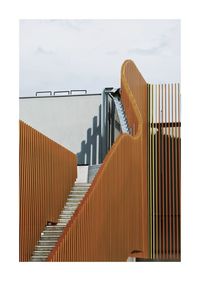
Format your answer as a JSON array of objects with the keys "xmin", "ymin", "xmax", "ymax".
[
  {"xmin": 35, "ymin": 89, "xmax": 87, "ymax": 97},
  {"xmin": 36, "ymin": 91, "xmax": 52, "ymax": 96}
]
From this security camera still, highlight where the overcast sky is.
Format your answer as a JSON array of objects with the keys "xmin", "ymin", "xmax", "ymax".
[{"xmin": 20, "ymin": 20, "xmax": 180, "ymax": 97}]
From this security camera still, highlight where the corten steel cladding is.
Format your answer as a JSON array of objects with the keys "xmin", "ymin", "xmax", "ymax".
[
  {"xmin": 19, "ymin": 121, "xmax": 77, "ymax": 261},
  {"xmin": 48, "ymin": 60, "xmax": 148, "ymax": 261},
  {"xmin": 147, "ymin": 84, "xmax": 181, "ymax": 261},
  {"xmin": 121, "ymin": 60, "xmax": 148, "ymax": 259}
]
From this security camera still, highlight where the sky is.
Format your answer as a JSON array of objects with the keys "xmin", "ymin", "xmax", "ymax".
[{"xmin": 20, "ymin": 20, "xmax": 180, "ymax": 97}]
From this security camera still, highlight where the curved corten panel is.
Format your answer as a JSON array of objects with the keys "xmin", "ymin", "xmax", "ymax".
[
  {"xmin": 47, "ymin": 60, "xmax": 148, "ymax": 261},
  {"xmin": 19, "ymin": 121, "xmax": 77, "ymax": 261},
  {"xmin": 121, "ymin": 60, "xmax": 148, "ymax": 258}
]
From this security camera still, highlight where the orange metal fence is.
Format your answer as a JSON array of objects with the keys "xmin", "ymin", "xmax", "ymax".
[
  {"xmin": 48, "ymin": 134, "xmax": 146, "ymax": 261},
  {"xmin": 47, "ymin": 60, "xmax": 148, "ymax": 261},
  {"xmin": 19, "ymin": 121, "xmax": 77, "ymax": 261}
]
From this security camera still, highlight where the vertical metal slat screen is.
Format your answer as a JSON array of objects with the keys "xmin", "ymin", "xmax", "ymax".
[
  {"xmin": 148, "ymin": 83, "xmax": 181, "ymax": 261},
  {"xmin": 19, "ymin": 121, "xmax": 77, "ymax": 261}
]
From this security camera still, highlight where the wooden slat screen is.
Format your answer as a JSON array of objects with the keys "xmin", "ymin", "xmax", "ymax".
[
  {"xmin": 147, "ymin": 84, "xmax": 181, "ymax": 261},
  {"xmin": 47, "ymin": 60, "xmax": 148, "ymax": 261},
  {"xmin": 19, "ymin": 121, "xmax": 77, "ymax": 261}
]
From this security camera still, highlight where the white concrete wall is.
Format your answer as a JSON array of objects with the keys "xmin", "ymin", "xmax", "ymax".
[{"xmin": 19, "ymin": 95, "xmax": 102, "ymax": 164}]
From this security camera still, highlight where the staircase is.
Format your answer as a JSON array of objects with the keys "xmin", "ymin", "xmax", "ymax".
[
  {"xmin": 88, "ymin": 164, "xmax": 101, "ymax": 183},
  {"xmin": 30, "ymin": 164, "xmax": 100, "ymax": 262},
  {"xmin": 30, "ymin": 89, "xmax": 129, "ymax": 262},
  {"xmin": 109, "ymin": 91, "xmax": 130, "ymax": 134},
  {"xmin": 30, "ymin": 182, "xmax": 90, "ymax": 261}
]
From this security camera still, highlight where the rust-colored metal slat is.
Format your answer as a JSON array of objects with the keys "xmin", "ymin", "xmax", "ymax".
[{"xmin": 19, "ymin": 121, "xmax": 77, "ymax": 261}]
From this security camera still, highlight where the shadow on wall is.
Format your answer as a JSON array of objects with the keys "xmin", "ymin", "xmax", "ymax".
[{"xmin": 77, "ymin": 105, "xmax": 102, "ymax": 165}]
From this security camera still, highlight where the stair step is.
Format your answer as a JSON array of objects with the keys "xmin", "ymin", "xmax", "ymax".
[
  {"xmin": 41, "ymin": 232, "xmax": 61, "ymax": 236},
  {"xmin": 60, "ymin": 212, "xmax": 73, "ymax": 216},
  {"xmin": 43, "ymin": 230, "xmax": 63, "ymax": 234},
  {"xmin": 40, "ymin": 236, "xmax": 60, "ymax": 241},
  {"xmin": 58, "ymin": 219, "xmax": 70, "ymax": 223},
  {"xmin": 57, "ymin": 221, "xmax": 70, "ymax": 225},
  {"xmin": 63, "ymin": 207, "xmax": 78, "ymax": 212},
  {"xmin": 60, "ymin": 215, "xmax": 73, "ymax": 219},
  {"xmin": 72, "ymin": 187, "xmax": 89, "ymax": 191},
  {"xmin": 73, "ymin": 184, "xmax": 89, "ymax": 187},
  {"xmin": 61, "ymin": 209, "xmax": 76, "ymax": 214},
  {"xmin": 63, "ymin": 201, "xmax": 79, "ymax": 207},
  {"xmin": 61, "ymin": 209, "xmax": 75, "ymax": 213},
  {"xmin": 71, "ymin": 189, "xmax": 88, "ymax": 193},
  {"xmin": 67, "ymin": 197, "xmax": 82, "ymax": 200},
  {"xmin": 68, "ymin": 194, "xmax": 84, "ymax": 198},
  {"xmin": 122, "ymin": 122, "xmax": 127, "ymax": 126},
  {"xmin": 66, "ymin": 200, "xmax": 80, "ymax": 203},
  {"xmin": 33, "ymin": 250, "xmax": 51, "ymax": 256},
  {"xmin": 67, "ymin": 198, "xmax": 83, "ymax": 202},
  {"xmin": 38, "ymin": 240, "xmax": 57, "ymax": 246},
  {"xmin": 63, "ymin": 205, "xmax": 77, "ymax": 209},
  {"xmin": 59, "ymin": 213, "xmax": 73, "ymax": 217},
  {"xmin": 70, "ymin": 190, "xmax": 86, "ymax": 194},
  {"xmin": 35, "ymin": 245, "xmax": 54, "ymax": 251},
  {"xmin": 31, "ymin": 256, "xmax": 47, "ymax": 261},
  {"xmin": 64, "ymin": 206, "xmax": 79, "ymax": 210},
  {"xmin": 58, "ymin": 217, "xmax": 71, "ymax": 220},
  {"xmin": 56, "ymin": 222, "xmax": 69, "ymax": 226},
  {"xmin": 31, "ymin": 256, "xmax": 48, "ymax": 259},
  {"xmin": 74, "ymin": 183, "xmax": 90, "ymax": 187},
  {"xmin": 64, "ymin": 202, "xmax": 79, "ymax": 207},
  {"xmin": 62, "ymin": 204, "xmax": 79, "ymax": 209},
  {"xmin": 121, "ymin": 116, "xmax": 127, "ymax": 120},
  {"xmin": 45, "ymin": 225, "xmax": 65, "ymax": 231}
]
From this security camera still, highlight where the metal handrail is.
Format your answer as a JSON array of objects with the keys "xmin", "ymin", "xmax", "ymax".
[
  {"xmin": 35, "ymin": 89, "xmax": 87, "ymax": 97},
  {"xmin": 35, "ymin": 91, "xmax": 52, "ymax": 96},
  {"xmin": 53, "ymin": 90, "xmax": 70, "ymax": 95},
  {"xmin": 70, "ymin": 89, "xmax": 87, "ymax": 94}
]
